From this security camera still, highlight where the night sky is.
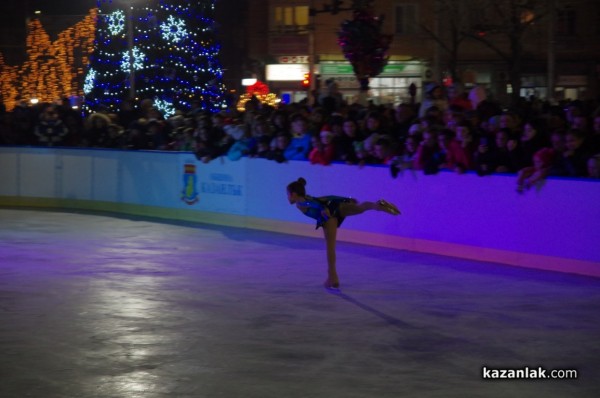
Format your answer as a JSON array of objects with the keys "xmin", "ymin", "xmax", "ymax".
[{"xmin": 30, "ymin": 0, "xmax": 97, "ymax": 15}]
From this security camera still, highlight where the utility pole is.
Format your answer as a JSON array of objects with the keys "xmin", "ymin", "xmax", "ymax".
[
  {"xmin": 547, "ymin": 0, "xmax": 557, "ymax": 103},
  {"xmin": 432, "ymin": 0, "xmax": 441, "ymax": 84}
]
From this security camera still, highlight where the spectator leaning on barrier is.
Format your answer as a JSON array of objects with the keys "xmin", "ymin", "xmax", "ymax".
[
  {"xmin": 145, "ymin": 119, "xmax": 169, "ymax": 150},
  {"xmin": 309, "ymin": 125, "xmax": 336, "ymax": 166},
  {"xmin": 414, "ymin": 128, "xmax": 443, "ymax": 175},
  {"xmin": 252, "ymin": 135, "xmax": 272, "ymax": 160},
  {"xmin": 10, "ymin": 101, "xmax": 35, "ymax": 145},
  {"xmin": 284, "ymin": 113, "xmax": 312, "ymax": 161},
  {"xmin": 518, "ymin": 119, "xmax": 549, "ymax": 168},
  {"xmin": 446, "ymin": 121, "xmax": 476, "ymax": 173},
  {"xmin": 372, "ymin": 137, "xmax": 395, "ymax": 166},
  {"xmin": 268, "ymin": 133, "xmax": 290, "ymax": 163},
  {"xmin": 336, "ymin": 118, "xmax": 361, "ymax": 164},
  {"xmin": 517, "ymin": 147, "xmax": 555, "ymax": 193},
  {"xmin": 547, "ymin": 129, "xmax": 567, "ymax": 176},
  {"xmin": 84, "ymin": 112, "xmax": 111, "ymax": 147},
  {"xmin": 194, "ymin": 123, "xmax": 219, "ymax": 163},
  {"xmin": 488, "ymin": 128, "xmax": 520, "ymax": 174},
  {"xmin": 269, "ymin": 109, "xmax": 289, "ymax": 137},
  {"xmin": 226, "ymin": 123, "xmax": 252, "ymax": 161},
  {"xmin": 390, "ymin": 135, "xmax": 418, "ymax": 178},
  {"xmin": 474, "ymin": 130, "xmax": 495, "ymax": 176},
  {"xmin": 559, "ymin": 129, "xmax": 592, "ymax": 177},
  {"xmin": 123, "ymin": 120, "xmax": 149, "ymax": 150}
]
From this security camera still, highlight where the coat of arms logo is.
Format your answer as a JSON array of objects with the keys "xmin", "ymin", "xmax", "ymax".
[{"xmin": 181, "ymin": 163, "xmax": 199, "ymax": 205}]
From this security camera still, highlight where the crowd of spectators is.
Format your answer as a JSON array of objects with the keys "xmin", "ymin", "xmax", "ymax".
[{"xmin": 1, "ymin": 83, "xmax": 600, "ymax": 190}]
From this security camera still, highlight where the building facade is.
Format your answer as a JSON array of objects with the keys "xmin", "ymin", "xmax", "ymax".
[{"xmin": 238, "ymin": 0, "xmax": 600, "ymax": 106}]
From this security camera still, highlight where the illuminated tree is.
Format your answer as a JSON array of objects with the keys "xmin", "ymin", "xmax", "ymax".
[
  {"xmin": 85, "ymin": 0, "xmax": 227, "ymax": 116},
  {"xmin": 0, "ymin": 10, "xmax": 96, "ymax": 111},
  {"xmin": 20, "ymin": 20, "xmax": 58, "ymax": 103},
  {"xmin": 0, "ymin": 54, "xmax": 19, "ymax": 109}
]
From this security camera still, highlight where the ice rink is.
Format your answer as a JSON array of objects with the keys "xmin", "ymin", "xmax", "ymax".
[{"xmin": 0, "ymin": 208, "xmax": 599, "ymax": 398}]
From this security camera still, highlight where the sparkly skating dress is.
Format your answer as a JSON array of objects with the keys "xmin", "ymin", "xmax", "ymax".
[{"xmin": 297, "ymin": 195, "xmax": 356, "ymax": 229}]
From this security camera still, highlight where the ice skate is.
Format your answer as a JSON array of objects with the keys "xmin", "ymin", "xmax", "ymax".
[{"xmin": 377, "ymin": 199, "xmax": 400, "ymax": 215}]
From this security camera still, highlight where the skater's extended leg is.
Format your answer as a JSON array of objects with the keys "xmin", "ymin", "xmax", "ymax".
[{"xmin": 339, "ymin": 200, "xmax": 400, "ymax": 217}]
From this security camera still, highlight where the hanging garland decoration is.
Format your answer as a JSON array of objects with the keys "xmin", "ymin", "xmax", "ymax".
[
  {"xmin": 246, "ymin": 80, "xmax": 269, "ymax": 96},
  {"xmin": 337, "ymin": 8, "xmax": 392, "ymax": 91},
  {"xmin": 236, "ymin": 80, "xmax": 278, "ymax": 112}
]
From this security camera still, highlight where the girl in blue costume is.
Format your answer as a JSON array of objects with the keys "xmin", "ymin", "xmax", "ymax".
[{"xmin": 286, "ymin": 177, "xmax": 400, "ymax": 290}]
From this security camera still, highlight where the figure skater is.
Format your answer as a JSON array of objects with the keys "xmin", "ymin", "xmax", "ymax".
[{"xmin": 286, "ymin": 177, "xmax": 400, "ymax": 290}]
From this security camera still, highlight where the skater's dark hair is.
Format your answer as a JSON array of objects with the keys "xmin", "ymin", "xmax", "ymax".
[{"xmin": 287, "ymin": 177, "xmax": 307, "ymax": 196}]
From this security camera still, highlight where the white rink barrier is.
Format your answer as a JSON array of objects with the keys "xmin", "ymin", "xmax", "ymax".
[{"xmin": 1, "ymin": 147, "xmax": 599, "ymax": 277}]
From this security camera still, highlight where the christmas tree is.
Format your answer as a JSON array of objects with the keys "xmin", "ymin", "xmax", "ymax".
[{"xmin": 84, "ymin": 0, "xmax": 227, "ymax": 116}]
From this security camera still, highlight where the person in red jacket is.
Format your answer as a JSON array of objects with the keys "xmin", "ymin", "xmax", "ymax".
[
  {"xmin": 446, "ymin": 122, "xmax": 476, "ymax": 173},
  {"xmin": 309, "ymin": 125, "xmax": 336, "ymax": 165}
]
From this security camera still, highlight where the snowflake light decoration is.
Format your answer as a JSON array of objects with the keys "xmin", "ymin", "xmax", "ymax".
[
  {"xmin": 83, "ymin": 68, "xmax": 96, "ymax": 95},
  {"xmin": 154, "ymin": 98, "xmax": 175, "ymax": 118},
  {"xmin": 106, "ymin": 10, "xmax": 126, "ymax": 36},
  {"xmin": 120, "ymin": 47, "xmax": 146, "ymax": 72},
  {"xmin": 160, "ymin": 15, "xmax": 188, "ymax": 43}
]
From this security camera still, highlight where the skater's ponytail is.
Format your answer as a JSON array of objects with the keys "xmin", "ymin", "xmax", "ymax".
[{"xmin": 287, "ymin": 177, "xmax": 307, "ymax": 196}]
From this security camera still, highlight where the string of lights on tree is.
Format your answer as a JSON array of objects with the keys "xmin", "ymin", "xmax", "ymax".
[
  {"xmin": 85, "ymin": 0, "xmax": 227, "ymax": 116},
  {"xmin": 0, "ymin": 10, "xmax": 96, "ymax": 111}
]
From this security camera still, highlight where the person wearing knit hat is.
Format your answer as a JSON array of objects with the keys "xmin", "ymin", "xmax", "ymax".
[
  {"xmin": 309, "ymin": 125, "xmax": 336, "ymax": 165},
  {"xmin": 320, "ymin": 124, "xmax": 333, "ymax": 139}
]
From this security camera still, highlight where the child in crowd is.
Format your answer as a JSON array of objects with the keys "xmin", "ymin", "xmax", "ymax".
[
  {"xmin": 516, "ymin": 147, "xmax": 554, "ymax": 193},
  {"xmin": 390, "ymin": 136, "xmax": 418, "ymax": 177},
  {"xmin": 336, "ymin": 118, "xmax": 362, "ymax": 164},
  {"xmin": 414, "ymin": 129, "xmax": 443, "ymax": 174},
  {"xmin": 267, "ymin": 133, "xmax": 289, "ymax": 163},
  {"xmin": 446, "ymin": 122, "xmax": 475, "ymax": 173},
  {"xmin": 309, "ymin": 125, "xmax": 336, "ymax": 165},
  {"xmin": 284, "ymin": 113, "xmax": 312, "ymax": 161}
]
